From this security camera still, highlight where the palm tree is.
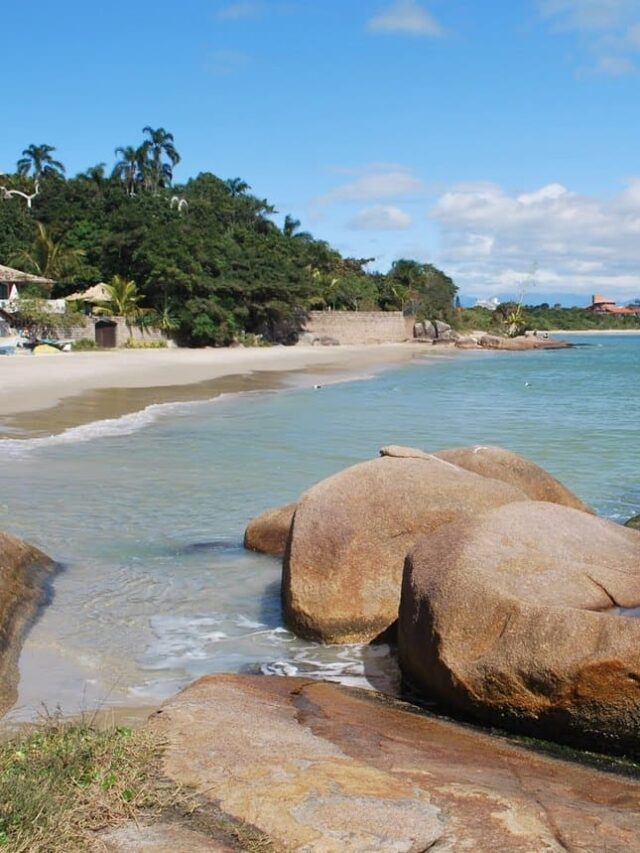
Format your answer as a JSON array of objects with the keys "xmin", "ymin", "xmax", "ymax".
[
  {"xmin": 12, "ymin": 222, "xmax": 84, "ymax": 280},
  {"xmin": 16, "ymin": 144, "xmax": 65, "ymax": 180},
  {"xmin": 225, "ymin": 177, "xmax": 251, "ymax": 197},
  {"xmin": 104, "ymin": 276, "xmax": 141, "ymax": 315},
  {"xmin": 283, "ymin": 214, "xmax": 312, "ymax": 240},
  {"xmin": 283, "ymin": 215, "xmax": 300, "ymax": 237},
  {"xmin": 78, "ymin": 163, "xmax": 107, "ymax": 188},
  {"xmin": 97, "ymin": 275, "xmax": 145, "ymax": 334},
  {"xmin": 112, "ymin": 146, "xmax": 141, "ymax": 195},
  {"xmin": 141, "ymin": 126, "xmax": 180, "ymax": 190}
]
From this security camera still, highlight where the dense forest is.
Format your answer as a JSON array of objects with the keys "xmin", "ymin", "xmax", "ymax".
[{"xmin": 0, "ymin": 131, "xmax": 458, "ymax": 345}]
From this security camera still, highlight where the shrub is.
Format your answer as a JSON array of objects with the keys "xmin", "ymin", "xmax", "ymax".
[
  {"xmin": 72, "ymin": 338, "xmax": 97, "ymax": 351},
  {"xmin": 124, "ymin": 339, "xmax": 168, "ymax": 349}
]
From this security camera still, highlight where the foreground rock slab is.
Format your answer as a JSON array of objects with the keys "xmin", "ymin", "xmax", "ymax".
[
  {"xmin": 399, "ymin": 501, "xmax": 640, "ymax": 754},
  {"xmin": 100, "ymin": 822, "xmax": 234, "ymax": 852},
  {"xmin": 150, "ymin": 674, "xmax": 640, "ymax": 852},
  {"xmin": 283, "ymin": 449, "xmax": 527, "ymax": 642},
  {"xmin": 0, "ymin": 531, "xmax": 54, "ymax": 716}
]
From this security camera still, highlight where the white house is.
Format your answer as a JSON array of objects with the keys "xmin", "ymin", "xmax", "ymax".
[{"xmin": 473, "ymin": 296, "xmax": 501, "ymax": 311}]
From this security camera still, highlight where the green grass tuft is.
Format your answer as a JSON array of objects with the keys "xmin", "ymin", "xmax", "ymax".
[{"xmin": 0, "ymin": 715, "xmax": 163, "ymax": 852}]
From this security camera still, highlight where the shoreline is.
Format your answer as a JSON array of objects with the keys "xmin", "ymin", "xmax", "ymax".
[
  {"xmin": 550, "ymin": 328, "xmax": 640, "ymax": 335},
  {"xmin": 0, "ymin": 343, "xmax": 438, "ymax": 437}
]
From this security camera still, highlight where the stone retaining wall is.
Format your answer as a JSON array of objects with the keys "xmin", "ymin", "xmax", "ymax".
[
  {"xmin": 62, "ymin": 317, "xmax": 168, "ymax": 347},
  {"xmin": 303, "ymin": 311, "xmax": 414, "ymax": 344}
]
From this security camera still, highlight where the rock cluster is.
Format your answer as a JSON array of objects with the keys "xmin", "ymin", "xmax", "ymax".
[
  {"xmin": 282, "ymin": 449, "xmax": 526, "ymax": 642},
  {"xmin": 244, "ymin": 444, "xmax": 640, "ymax": 753},
  {"xmin": 411, "ymin": 324, "xmax": 571, "ymax": 349}
]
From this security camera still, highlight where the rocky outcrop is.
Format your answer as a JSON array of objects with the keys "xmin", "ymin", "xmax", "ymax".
[
  {"xmin": 414, "ymin": 320, "xmax": 452, "ymax": 340},
  {"xmin": 435, "ymin": 444, "xmax": 592, "ymax": 512},
  {"xmin": 625, "ymin": 513, "xmax": 640, "ymax": 530},
  {"xmin": 479, "ymin": 334, "xmax": 571, "ymax": 350},
  {"xmin": 243, "ymin": 502, "xmax": 296, "ymax": 557},
  {"xmin": 149, "ymin": 674, "xmax": 640, "ymax": 851},
  {"xmin": 0, "ymin": 532, "xmax": 54, "ymax": 715},
  {"xmin": 398, "ymin": 501, "xmax": 640, "ymax": 754},
  {"xmin": 283, "ymin": 452, "xmax": 527, "ymax": 642}
]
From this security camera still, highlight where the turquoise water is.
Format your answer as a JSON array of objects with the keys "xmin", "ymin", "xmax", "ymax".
[{"xmin": 1, "ymin": 335, "xmax": 638, "ymax": 718}]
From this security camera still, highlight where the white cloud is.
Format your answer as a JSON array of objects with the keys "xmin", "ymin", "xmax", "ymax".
[
  {"xmin": 537, "ymin": 0, "xmax": 640, "ymax": 74},
  {"xmin": 592, "ymin": 55, "xmax": 636, "ymax": 75},
  {"xmin": 367, "ymin": 0, "xmax": 443, "ymax": 37},
  {"xmin": 429, "ymin": 179, "xmax": 640, "ymax": 298},
  {"xmin": 315, "ymin": 164, "xmax": 424, "ymax": 207},
  {"xmin": 348, "ymin": 205, "xmax": 412, "ymax": 230},
  {"xmin": 538, "ymin": 0, "xmax": 635, "ymax": 32},
  {"xmin": 217, "ymin": 2, "xmax": 262, "ymax": 19},
  {"xmin": 207, "ymin": 49, "xmax": 252, "ymax": 75}
]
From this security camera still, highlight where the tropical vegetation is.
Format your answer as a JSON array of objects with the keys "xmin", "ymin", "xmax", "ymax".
[
  {"xmin": 0, "ymin": 128, "xmax": 458, "ymax": 345},
  {"xmin": 456, "ymin": 302, "xmax": 640, "ymax": 335}
]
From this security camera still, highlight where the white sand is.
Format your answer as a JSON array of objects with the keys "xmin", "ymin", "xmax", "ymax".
[{"xmin": 0, "ymin": 344, "xmax": 423, "ymax": 417}]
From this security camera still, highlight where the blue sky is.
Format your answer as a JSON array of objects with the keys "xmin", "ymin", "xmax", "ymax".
[{"xmin": 3, "ymin": 0, "xmax": 640, "ymax": 304}]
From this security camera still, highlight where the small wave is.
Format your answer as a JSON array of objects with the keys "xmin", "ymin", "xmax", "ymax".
[{"xmin": 0, "ymin": 396, "xmax": 228, "ymax": 457}]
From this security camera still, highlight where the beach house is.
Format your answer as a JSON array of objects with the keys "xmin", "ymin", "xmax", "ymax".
[
  {"xmin": 585, "ymin": 294, "xmax": 640, "ymax": 316},
  {"xmin": 0, "ymin": 264, "xmax": 53, "ymax": 311}
]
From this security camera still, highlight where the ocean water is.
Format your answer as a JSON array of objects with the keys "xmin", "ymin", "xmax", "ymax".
[{"xmin": 1, "ymin": 335, "xmax": 639, "ymax": 719}]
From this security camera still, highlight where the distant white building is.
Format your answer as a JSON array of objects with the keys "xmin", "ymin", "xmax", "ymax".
[{"xmin": 473, "ymin": 296, "xmax": 501, "ymax": 311}]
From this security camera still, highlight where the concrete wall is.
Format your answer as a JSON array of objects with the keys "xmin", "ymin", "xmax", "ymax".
[
  {"xmin": 63, "ymin": 317, "xmax": 168, "ymax": 347},
  {"xmin": 303, "ymin": 311, "xmax": 414, "ymax": 344}
]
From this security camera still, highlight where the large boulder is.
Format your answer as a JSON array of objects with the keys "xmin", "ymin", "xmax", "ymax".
[
  {"xmin": 0, "ymin": 532, "xmax": 54, "ymax": 715},
  {"xmin": 399, "ymin": 501, "xmax": 640, "ymax": 754},
  {"xmin": 244, "ymin": 502, "xmax": 296, "ymax": 557},
  {"xmin": 435, "ymin": 444, "xmax": 591, "ymax": 512},
  {"xmin": 283, "ymin": 447, "xmax": 528, "ymax": 643},
  {"xmin": 149, "ymin": 674, "xmax": 640, "ymax": 851}
]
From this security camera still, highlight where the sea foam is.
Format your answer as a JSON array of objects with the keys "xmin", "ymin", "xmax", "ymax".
[{"xmin": 0, "ymin": 396, "xmax": 226, "ymax": 457}]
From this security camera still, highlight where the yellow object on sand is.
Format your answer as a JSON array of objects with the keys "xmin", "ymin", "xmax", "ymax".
[{"xmin": 33, "ymin": 344, "xmax": 60, "ymax": 355}]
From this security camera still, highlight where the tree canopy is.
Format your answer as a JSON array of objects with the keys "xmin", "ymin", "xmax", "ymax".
[{"xmin": 0, "ymin": 129, "xmax": 458, "ymax": 345}]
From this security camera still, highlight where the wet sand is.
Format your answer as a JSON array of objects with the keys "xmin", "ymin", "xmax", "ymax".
[{"xmin": 0, "ymin": 344, "xmax": 431, "ymax": 437}]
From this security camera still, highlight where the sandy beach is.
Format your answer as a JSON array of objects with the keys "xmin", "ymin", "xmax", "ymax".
[{"xmin": 0, "ymin": 343, "xmax": 431, "ymax": 435}]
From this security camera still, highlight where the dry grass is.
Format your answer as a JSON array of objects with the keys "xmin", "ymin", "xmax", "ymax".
[{"xmin": 0, "ymin": 713, "xmax": 169, "ymax": 852}]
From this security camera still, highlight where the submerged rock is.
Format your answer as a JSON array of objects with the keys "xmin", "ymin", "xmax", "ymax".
[
  {"xmin": 0, "ymin": 532, "xmax": 54, "ymax": 716},
  {"xmin": 243, "ymin": 502, "xmax": 296, "ymax": 557},
  {"xmin": 283, "ymin": 452, "xmax": 527, "ymax": 643},
  {"xmin": 398, "ymin": 501, "xmax": 640, "ymax": 754},
  {"xmin": 435, "ymin": 444, "xmax": 592, "ymax": 512},
  {"xmin": 149, "ymin": 674, "xmax": 640, "ymax": 851}
]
